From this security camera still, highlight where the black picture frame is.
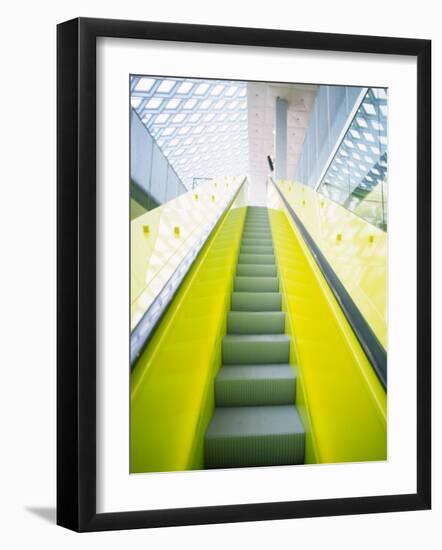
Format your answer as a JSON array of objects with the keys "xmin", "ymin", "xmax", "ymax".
[{"xmin": 57, "ymin": 17, "xmax": 431, "ymax": 532}]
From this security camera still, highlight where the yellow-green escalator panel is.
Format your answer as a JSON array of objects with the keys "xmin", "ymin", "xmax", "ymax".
[
  {"xmin": 131, "ymin": 201, "xmax": 386, "ymax": 473},
  {"xmin": 269, "ymin": 207, "xmax": 387, "ymax": 465},
  {"xmin": 130, "ymin": 205, "xmax": 246, "ymax": 473}
]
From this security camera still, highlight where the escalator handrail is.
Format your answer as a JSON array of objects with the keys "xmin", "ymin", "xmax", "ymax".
[
  {"xmin": 270, "ymin": 177, "xmax": 387, "ymax": 389},
  {"xmin": 130, "ymin": 177, "xmax": 247, "ymax": 369}
]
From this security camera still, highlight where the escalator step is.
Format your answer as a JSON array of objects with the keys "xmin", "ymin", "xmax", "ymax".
[
  {"xmin": 203, "ymin": 206, "xmax": 305, "ymax": 471},
  {"xmin": 205, "ymin": 405, "xmax": 305, "ymax": 468},
  {"xmin": 231, "ymin": 291, "xmax": 281, "ymax": 311},
  {"xmin": 244, "ymin": 223, "xmax": 271, "ymax": 229},
  {"xmin": 234, "ymin": 276, "xmax": 279, "ymax": 292},
  {"xmin": 238, "ymin": 253, "xmax": 275, "ymax": 265},
  {"xmin": 215, "ymin": 364, "xmax": 296, "ymax": 406},
  {"xmin": 242, "ymin": 234, "xmax": 272, "ymax": 241},
  {"xmin": 242, "ymin": 234, "xmax": 272, "ymax": 240},
  {"xmin": 227, "ymin": 311, "xmax": 285, "ymax": 334},
  {"xmin": 236, "ymin": 264, "xmax": 277, "ymax": 277},
  {"xmin": 240, "ymin": 244, "xmax": 274, "ymax": 255},
  {"xmin": 243, "ymin": 227, "xmax": 271, "ymax": 232},
  {"xmin": 246, "ymin": 213, "xmax": 268, "ymax": 217},
  {"xmin": 223, "ymin": 334, "xmax": 289, "ymax": 364},
  {"xmin": 241, "ymin": 238, "xmax": 274, "ymax": 246}
]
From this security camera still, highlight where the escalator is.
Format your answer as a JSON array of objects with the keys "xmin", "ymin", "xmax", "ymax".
[
  {"xmin": 131, "ymin": 188, "xmax": 386, "ymax": 473},
  {"xmin": 205, "ymin": 207, "xmax": 305, "ymax": 468}
]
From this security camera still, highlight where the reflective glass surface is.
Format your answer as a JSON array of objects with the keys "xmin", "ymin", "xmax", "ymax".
[{"xmin": 318, "ymin": 88, "xmax": 388, "ymax": 230}]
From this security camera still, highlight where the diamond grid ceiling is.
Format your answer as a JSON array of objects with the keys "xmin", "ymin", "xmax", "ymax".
[{"xmin": 131, "ymin": 76, "xmax": 249, "ymax": 189}]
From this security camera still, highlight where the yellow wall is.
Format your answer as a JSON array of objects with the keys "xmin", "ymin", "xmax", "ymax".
[
  {"xmin": 274, "ymin": 180, "xmax": 387, "ymax": 349},
  {"xmin": 131, "ymin": 177, "xmax": 244, "ymax": 331},
  {"xmin": 130, "ymin": 191, "xmax": 246, "ymax": 473},
  {"xmin": 268, "ymin": 185, "xmax": 386, "ymax": 464}
]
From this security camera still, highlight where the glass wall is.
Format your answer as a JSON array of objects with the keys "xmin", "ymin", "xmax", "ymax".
[
  {"xmin": 317, "ymin": 88, "xmax": 388, "ymax": 231},
  {"xmin": 295, "ymin": 86, "xmax": 363, "ymax": 188},
  {"xmin": 131, "ymin": 109, "xmax": 187, "ymax": 218}
]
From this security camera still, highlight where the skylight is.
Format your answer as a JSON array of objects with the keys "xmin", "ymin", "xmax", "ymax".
[
  {"xmin": 155, "ymin": 113, "xmax": 170, "ymax": 124},
  {"xmin": 211, "ymin": 84, "xmax": 225, "ymax": 96},
  {"xmin": 225, "ymin": 85, "xmax": 238, "ymax": 97},
  {"xmin": 130, "ymin": 76, "xmax": 249, "ymax": 189},
  {"xmin": 176, "ymin": 82, "xmax": 194, "ymax": 94},
  {"xmin": 135, "ymin": 77, "xmax": 155, "ymax": 92},
  {"xmin": 183, "ymin": 99, "xmax": 197, "ymax": 110},
  {"xmin": 188, "ymin": 113, "xmax": 202, "ymax": 123},
  {"xmin": 157, "ymin": 80, "xmax": 177, "ymax": 93},
  {"xmin": 131, "ymin": 97, "xmax": 142, "ymax": 109},
  {"xmin": 166, "ymin": 98, "xmax": 181, "ymax": 110},
  {"xmin": 371, "ymin": 120, "xmax": 384, "ymax": 131},
  {"xmin": 162, "ymin": 127, "xmax": 176, "ymax": 136},
  {"xmin": 172, "ymin": 113, "xmax": 186, "ymax": 123},
  {"xmin": 194, "ymin": 83, "xmax": 210, "ymax": 95},
  {"xmin": 363, "ymin": 103, "xmax": 376, "ymax": 115},
  {"xmin": 372, "ymin": 88, "xmax": 387, "ymax": 100},
  {"xmin": 146, "ymin": 98, "xmax": 162, "ymax": 109}
]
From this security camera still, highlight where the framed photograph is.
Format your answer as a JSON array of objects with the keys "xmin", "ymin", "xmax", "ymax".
[{"xmin": 57, "ymin": 17, "xmax": 431, "ymax": 532}]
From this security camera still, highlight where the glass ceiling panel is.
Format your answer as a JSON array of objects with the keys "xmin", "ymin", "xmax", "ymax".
[{"xmin": 130, "ymin": 76, "xmax": 249, "ymax": 189}]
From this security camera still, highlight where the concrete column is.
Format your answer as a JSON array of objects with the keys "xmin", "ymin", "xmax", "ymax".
[{"xmin": 275, "ymin": 97, "xmax": 288, "ymax": 180}]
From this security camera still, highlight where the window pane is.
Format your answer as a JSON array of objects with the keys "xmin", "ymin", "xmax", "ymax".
[{"xmin": 318, "ymin": 88, "xmax": 388, "ymax": 231}]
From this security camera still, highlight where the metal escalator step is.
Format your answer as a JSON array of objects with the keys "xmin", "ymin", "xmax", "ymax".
[
  {"xmin": 227, "ymin": 311, "xmax": 285, "ymax": 334},
  {"xmin": 244, "ymin": 223, "xmax": 271, "ymax": 229},
  {"xmin": 242, "ymin": 234, "xmax": 272, "ymax": 240},
  {"xmin": 242, "ymin": 234, "xmax": 272, "ymax": 241},
  {"xmin": 238, "ymin": 253, "xmax": 275, "ymax": 265},
  {"xmin": 205, "ymin": 405, "xmax": 305, "ymax": 468},
  {"xmin": 222, "ymin": 334, "xmax": 289, "ymax": 364},
  {"xmin": 240, "ymin": 244, "xmax": 274, "ymax": 255},
  {"xmin": 203, "ymin": 207, "xmax": 305, "ymax": 470},
  {"xmin": 215, "ymin": 364, "xmax": 296, "ymax": 406},
  {"xmin": 242, "ymin": 227, "xmax": 271, "ymax": 233},
  {"xmin": 234, "ymin": 276, "xmax": 279, "ymax": 292},
  {"xmin": 243, "ymin": 230, "xmax": 271, "ymax": 236},
  {"xmin": 231, "ymin": 291, "xmax": 281, "ymax": 311},
  {"xmin": 241, "ymin": 238, "xmax": 274, "ymax": 247},
  {"xmin": 236, "ymin": 264, "xmax": 277, "ymax": 277}
]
